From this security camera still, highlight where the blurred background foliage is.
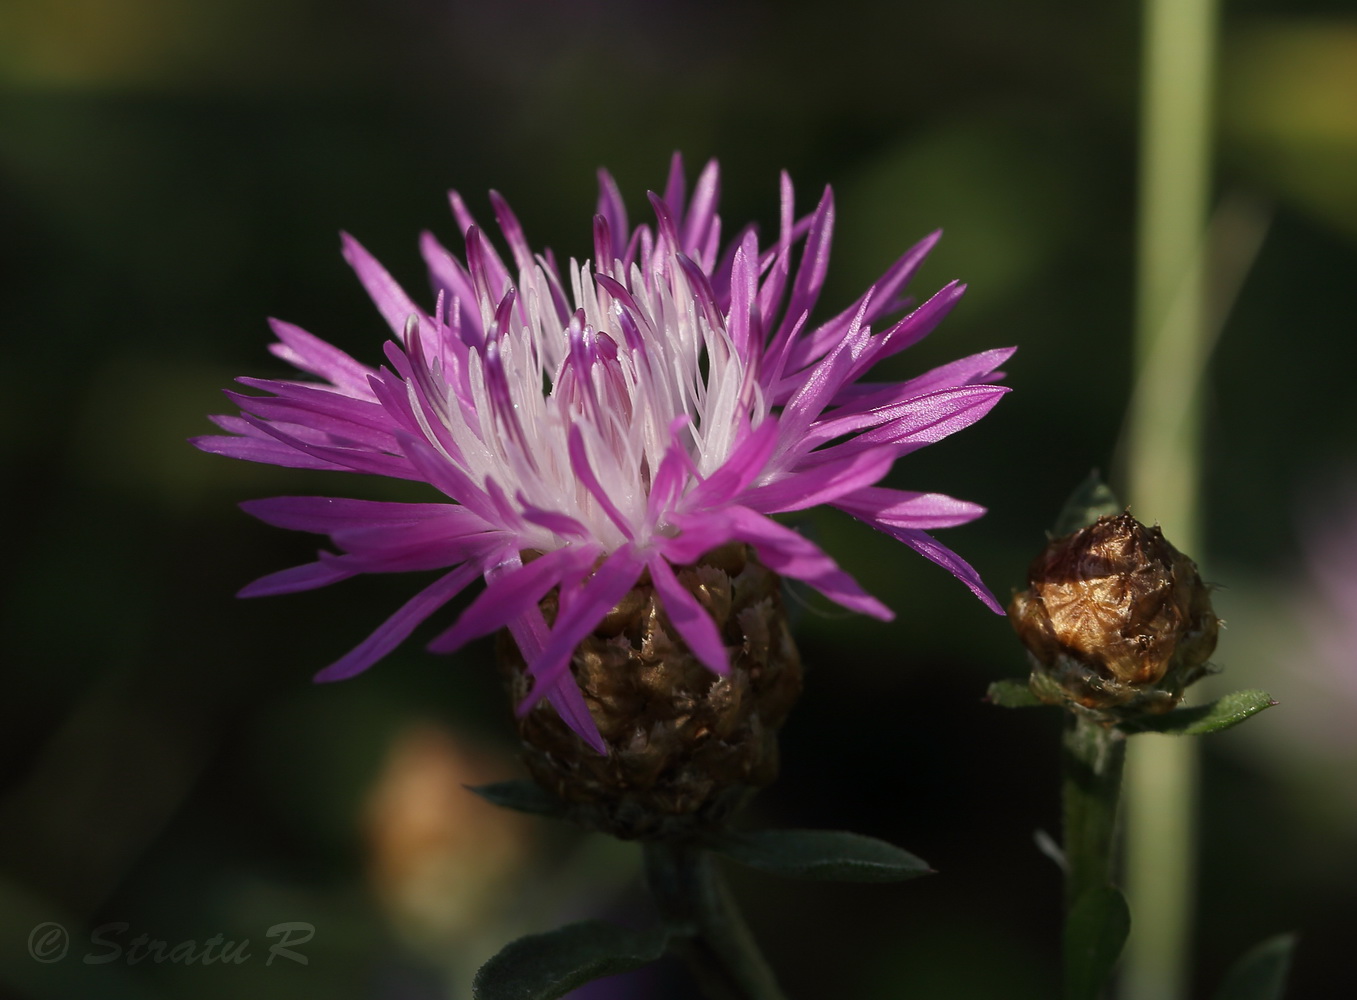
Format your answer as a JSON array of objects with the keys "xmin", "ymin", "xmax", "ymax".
[{"xmin": 1, "ymin": 0, "xmax": 1355, "ymax": 997}]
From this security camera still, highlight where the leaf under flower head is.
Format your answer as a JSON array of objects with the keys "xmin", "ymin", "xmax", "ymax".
[{"xmin": 194, "ymin": 154, "xmax": 1011, "ymax": 747}]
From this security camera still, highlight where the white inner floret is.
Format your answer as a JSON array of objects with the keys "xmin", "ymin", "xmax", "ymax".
[{"xmin": 426, "ymin": 252, "xmax": 765, "ymax": 552}]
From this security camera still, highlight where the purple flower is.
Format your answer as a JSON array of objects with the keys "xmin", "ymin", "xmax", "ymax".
[{"xmin": 195, "ymin": 155, "xmax": 1010, "ymax": 751}]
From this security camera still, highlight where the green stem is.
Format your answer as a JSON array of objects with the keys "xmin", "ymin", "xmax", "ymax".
[
  {"xmin": 1123, "ymin": 0, "xmax": 1219, "ymax": 995},
  {"xmin": 1127, "ymin": 0, "xmax": 1217, "ymax": 552},
  {"xmin": 1122, "ymin": 738, "xmax": 1198, "ymax": 1000},
  {"xmin": 642, "ymin": 840, "xmax": 787, "ymax": 1000},
  {"xmin": 1062, "ymin": 713, "xmax": 1128, "ymax": 913}
]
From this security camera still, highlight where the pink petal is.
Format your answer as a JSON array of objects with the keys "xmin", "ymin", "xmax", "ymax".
[
  {"xmin": 332, "ymin": 516, "xmax": 504, "ymax": 556},
  {"xmin": 856, "ymin": 280, "xmax": 966, "ymax": 371},
  {"xmin": 427, "ymin": 545, "xmax": 602, "ymax": 654},
  {"xmin": 233, "ymin": 377, "xmax": 397, "ymax": 425},
  {"xmin": 464, "ymin": 224, "xmax": 513, "ymax": 308},
  {"xmin": 795, "ymin": 385, "xmax": 1010, "ymax": 465},
  {"xmin": 858, "ymin": 230, "xmax": 941, "ymax": 327},
  {"xmin": 774, "ymin": 301, "xmax": 872, "ymax": 447},
  {"xmin": 684, "ymin": 419, "xmax": 779, "ymax": 510},
  {"xmin": 831, "ymin": 346, "xmax": 1016, "ymax": 411},
  {"xmin": 341, "ymin": 233, "xmax": 427, "ymax": 338},
  {"xmin": 191, "ymin": 432, "xmax": 349, "ymax": 471},
  {"xmin": 315, "ymin": 522, "xmax": 502, "ymax": 572},
  {"xmin": 595, "ymin": 168, "xmax": 630, "ymax": 262},
  {"xmin": 872, "ymin": 526, "xmax": 1004, "ymax": 614},
  {"xmin": 773, "ymin": 186, "xmax": 834, "ymax": 349},
  {"xmin": 831, "ymin": 487, "xmax": 988, "ymax": 529},
  {"xmin": 662, "ymin": 152, "xmax": 687, "ymax": 219},
  {"xmin": 505, "ymin": 604, "xmax": 607, "ymax": 754},
  {"xmin": 543, "ymin": 675, "xmax": 608, "ymax": 755},
  {"xmin": 238, "ymin": 559, "xmax": 358, "ymax": 597},
  {"xmin": 646, "ymin": 421, "xmax": 699, "ymax": 522},
  {"xmin": 225, "ymin": 390, "xmax": 400, "ymax": 453},
  {"xmin": 398, "ymin": 435, "xmax": 503, "ymax": 526},
  {"xmin": 666, "ymin": 506, "xmax": 892, "ymax": 620},
  {"xmin": 313, "ymin": 561, "xmax": 486, "ymax": 683},
  {"xmin": 726, "ymin": 230, "xmax": 760, "ymax": 362},
  {"xmin": 240, "ymin": 496, "xmax": 477, "ymax": 534},
  {"xmin": 741, "ymin": 446, "xmax": 895, "ymax": 514},
  {"xmin": 568, "ymin": 425, "xmax": 634, "ymax": 539},
  {"xmin": 682, "ymin": 158, "xmax": 721, "ymax": 259},
  {"xmin": 754, "ymin": 172, "xmax": 795, "ymax": 330},
  {"xmin": 267, "ymin": 319, "xmax": 376, "ymax": 397},
  {"xmin": 518, "ymin": 546, "xmax": 645, "ymax": 701},
  {"xmin": 418, "ymin": 231, "xmax": 484, "ymax": 343},
  {"xmin": 240, "ymin": 415, "xmax": 420, "ymax": 480},
  {"xmin": 517, "ymin": 497, "xmax": 592, "ymax": 540},
  {"xmin": 489, "ymin": 189, "xmax": 534, "ymax": 273},
  {"xmin": 648, "ymin": 555, "xmax": 730, "ymax": 674}
]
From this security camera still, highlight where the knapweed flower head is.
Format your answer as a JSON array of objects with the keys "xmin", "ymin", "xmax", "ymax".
[{"xmin": 195, "ymin": 155, "xmax": 1010, "ymax": 755}]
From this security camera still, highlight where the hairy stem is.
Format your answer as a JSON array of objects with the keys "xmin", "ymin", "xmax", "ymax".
[
  {"xmin": 1063, "ymin": 713, "xmax": 1128, "ymax": 913},
  {"xmin": 643, "ymin": 840, "xmax": 787, "ymax": 1000}
]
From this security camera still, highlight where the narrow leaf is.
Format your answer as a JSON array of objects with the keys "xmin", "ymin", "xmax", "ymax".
[
  {"xmin": 1064, "ymin": 885, "xmax": 1131, "ymax": 1000},
  {"xmin": 1052, "ymin": 471, "xmax": 1122, "ymax": 537},
  {"xmin": 467, "ymin": 780, "xmax": 566, "ymax": 817},
  {"xmin": 473, "ymin": 920, "xmax": 669, "ymax": 1000},
  {"xmin": 987, "ymin": 678, "xmax": 1049, "ymax": 708},
  {"xmin": 707, "ymin": 829, "xmax": 933, "ymax": 883},
  {"xmin": 1120, "ymin": 690, "xmax": 1277, "ymax": 736},
  {"xmin": 1212, "ymin": 933, "xmax": 1298, "ymax": 1000}
]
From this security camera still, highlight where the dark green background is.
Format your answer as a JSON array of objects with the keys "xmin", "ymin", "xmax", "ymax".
[{"xmin": 3, "ymin": 1, "xmax": 1355, "ymax": 997}]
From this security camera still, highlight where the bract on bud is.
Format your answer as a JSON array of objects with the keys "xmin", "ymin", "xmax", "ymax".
[
  {"xmin": 1009, "ymin": 512, "xmax": 1219, "ymax": 715},
  {"xmin": 502, "ymin": 545, "xmax": 803, "ymax": 840}
]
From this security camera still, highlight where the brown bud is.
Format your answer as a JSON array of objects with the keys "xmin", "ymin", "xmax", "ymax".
[
  {"xmin": 1009, "ymin": 512, "xmax": 1219, "ymax": 715},
  {"xmin": 501, "ymin": 544, "xmax": 803, "ymax": 839}
]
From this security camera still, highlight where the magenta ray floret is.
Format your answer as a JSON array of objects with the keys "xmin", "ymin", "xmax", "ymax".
[{"xmin": 195, "ymin": 155, "xmax": 1011, "ymax": 752}]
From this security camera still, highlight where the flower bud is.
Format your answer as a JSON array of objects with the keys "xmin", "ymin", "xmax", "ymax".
[
  {"xmin": 1009, "ymin": 512, "xmax": 1218, "ymax": 715},
  {"xmin": 501, "ymin": 544, "xmax": 803, "ymax": 839}
]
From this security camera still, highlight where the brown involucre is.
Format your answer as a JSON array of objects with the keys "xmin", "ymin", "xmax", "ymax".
[{"xmin": 501, "ymin": 544, "xmax": 803, "ymax": 839}]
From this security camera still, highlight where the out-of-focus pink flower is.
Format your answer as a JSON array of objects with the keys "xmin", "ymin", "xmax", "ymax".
[
  {"xmin": 195, "ymin": 155, "xmax": 1010, "ymax": 750},
  {"xmin": 1302, "ymin": 487, "xmax": 1357, "ymax": 707}
]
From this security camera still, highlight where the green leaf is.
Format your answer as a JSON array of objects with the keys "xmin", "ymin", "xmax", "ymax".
[
  {"xmin": 706, "ymin": 829, "xmax": 933, "ymax": 883},
  {"xmin": 1119, "ymin": 690, "xmax": 1277, "ymax": 736},
  {"xmin": 987, "ymin": 678, "xmax": 1049, "ymax": 708},
  {"xmin": 1212, "ymin": 933, "xmax": 1298, "ymax": 1000},
  {"xmin": 467, "ymin": 780, "xmax": 566, "ymax": 817},
  {"xmin": 1064, "ymin": 885, "xmax": 1131, "ymax": 1000},
  {"xmin": 1052, "ymin": 471, "xmax": 1122, "ymax": 537},
  {"xmin": 472, "ymin": 920, "xmax": 669, "ymax": 1000}
]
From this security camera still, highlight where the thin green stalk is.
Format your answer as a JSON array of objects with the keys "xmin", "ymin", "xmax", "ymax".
[
  {"xmin": 1062, "ymin": 714, "xmax": 1128, "ymax": 913},
  {"xmin": 642, "ymin": 840, "xmax": 787, "ymax": 1000},
  {"xmin": 1122, "ymin": 737, "xmax": 1199, "ymax": 1000},
  {"xmin": 1123, "ymin": 0, "xmax": 1219, "ymax": 997}
]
